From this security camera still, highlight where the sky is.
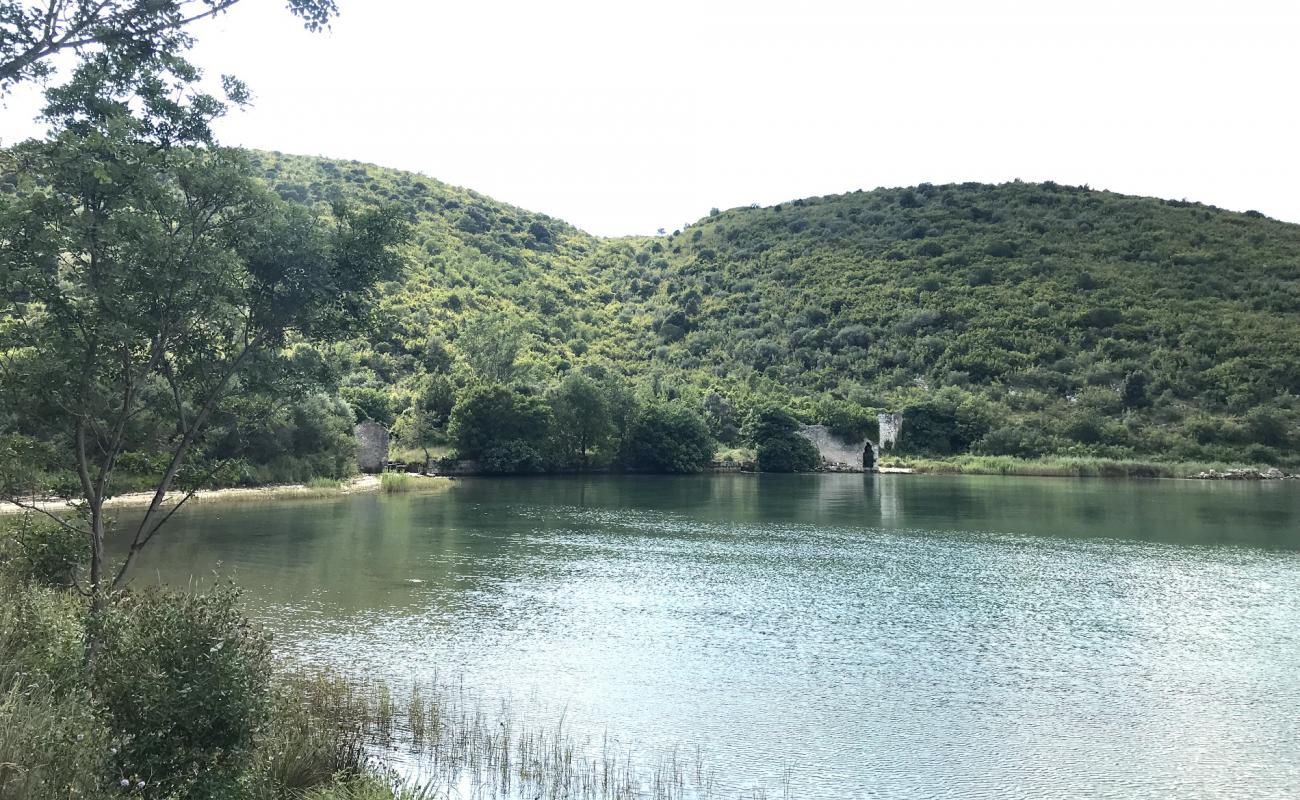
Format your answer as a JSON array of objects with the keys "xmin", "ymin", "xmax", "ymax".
[{"xmin": 3, "ymin": 0, "xmax": 1299, "ymax": 236}]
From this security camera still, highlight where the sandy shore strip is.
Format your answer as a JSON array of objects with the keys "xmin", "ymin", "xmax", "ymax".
[{"xmin": 0, "ymin": 474, "xmax": 453, "ymax": 515}]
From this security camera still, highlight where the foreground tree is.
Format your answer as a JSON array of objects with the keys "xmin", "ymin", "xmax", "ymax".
[
  {"xmin": 0, "ymin": 0, "xmax": 337, "ymax": 91},
  {"xmin": 0, "ymin": 131, "xmax": 406, "ymax": 607}
]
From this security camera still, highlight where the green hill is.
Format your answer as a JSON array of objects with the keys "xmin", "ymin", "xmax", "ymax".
[{"xmin": 255, "ymin": 152, "xmax": 1300, "ymax": 465}]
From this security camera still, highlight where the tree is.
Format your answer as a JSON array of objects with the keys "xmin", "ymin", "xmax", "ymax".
[
  {"xmin": 756, "ymin": 436, "xmax": 819, "ymax": 472},
  {"xmin": 702, "ymin": 389, "xmax": 739, "ymax": 444},
  {"xmin": 546, "ymin": 373, "xmax": 612, "ymax": 468},
  {"xmin": 620, "ymin": 402, "xmax": 714, "ymax": 473},
  {"xmin": 1120, "ymin": 370, "xmax": 1150, "ymax": 409},
  {"xmin": 743, "ymin": 403, "xmax": 819, "ymax": 472},
  {"xmin": 456, "ymin": 312, "xmax": 531, "ymax": 383},
  {"xmin": 392, "ymin": 374, "xmax": 454, "ymax": 464},
  {"xmin": 0, "ymin": 136, "xmax": 406, "ymax": 609},
  {"xmin": 447, "ymin": 383, "xmax": 549, "ymax": 461},
  {"xmin": 0, "ymin": 0, "xmax": 337, "ymax": 92}
]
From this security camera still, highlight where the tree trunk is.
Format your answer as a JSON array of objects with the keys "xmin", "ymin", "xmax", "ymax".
[{"xmin": 85, "ymin": 495, "xmax": 108, "ymax": 666}]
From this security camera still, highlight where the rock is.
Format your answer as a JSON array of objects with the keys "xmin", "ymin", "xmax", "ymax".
[{"xmin": 1189, "ymin": 466, "xmax": 1290, "ymax": 480}]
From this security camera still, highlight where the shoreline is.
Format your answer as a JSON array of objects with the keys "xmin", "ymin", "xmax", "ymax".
[
  {"xmin": 4, "ymin": 460, "xmax": 1294, "ymax": 517},
  {"xmin": 0, "ymin": 474, "xmax": 453, "ymax": 516}
]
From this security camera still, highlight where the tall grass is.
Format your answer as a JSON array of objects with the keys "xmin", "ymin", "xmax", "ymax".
[
  {"xmin": 887, "ymin": 454, "xmax": 1263, "ymax": 479},
  {"xmin": 378, "ymin": 473, "xmax": 450, "ymax": 494},
  {"xmin": 380, "ymin": 473, "xmax": 416, "ymax": 493},
  {"xmin": 273, "ymin": 669, "xmax": 790, "ymax": 800}
]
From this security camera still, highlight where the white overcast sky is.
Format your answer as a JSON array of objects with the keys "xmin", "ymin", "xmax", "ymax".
[{"xmin": 3, "ymin": 0, "xmax": 1298, "ymax": 236}]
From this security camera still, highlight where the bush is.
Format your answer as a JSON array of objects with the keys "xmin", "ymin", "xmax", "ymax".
[
  {"xmin": 92, "ymin": 585, "xmax": 272, "ymax": 800},
  {"xmin": 480, "ymin": 440, "xmax": 545, "ymax": 474},
  {"xmin": 1, "ymin": 515, "xmax": 84, "ymax": 589},
  {"xmin": 756, "ymin": 435, "xmax": 820, "ymax": 472},
  {"xmin": 340, "ymin": 386, "xmax": 396, "ymax": 427},
  {"xmin": 620, "ymin": 403, "xmax": 715, "ymax": 473},
  {"xmin": 255, "ymin": 671, "xmax": 371, "ymax": 797},
  {"xmin": 976, "ymin": 425, "xmax": 1055, "ymax": 458},
  {"xmin": 448, "ymin": 384, "xmax": 549, "ymax": 460}
]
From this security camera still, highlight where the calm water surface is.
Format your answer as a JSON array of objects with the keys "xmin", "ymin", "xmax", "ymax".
[{"xmin": 120, "ymin": 475, "xmax": 1300, "ymax": 798}]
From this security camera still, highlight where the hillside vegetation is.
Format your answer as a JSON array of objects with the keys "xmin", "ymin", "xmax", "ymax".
[{"xmin": 256, "ymin": 152, "xmax": 1300, "ymax": 467}]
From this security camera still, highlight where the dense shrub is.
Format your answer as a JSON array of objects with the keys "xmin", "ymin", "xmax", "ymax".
[
  {"xmin": 480, "ymin": 440, "xmax": 546, "ymax": 474},
  {"xmin": 620, "ymin": 403, "xmax": 715, "ymax": 473},
  {"xmin": 340, "ymin": 386, "xmax": 396, "ymax": 427},
  {"xmin": 745, "ymin": 404, "xmax": 822, "ymax": 472},
  {"xmin": 92, "ymin": 585, "xmax": 273, "ymax": 799},
  {"xmin": 756, "ymin": 436, "xmax": 820, "ymax": 472},
  {"xmin": 0, "ymin": 515, "xmax": 84, "ymax": 589},
  {"xmin": 448, "ymin": 384, "xmax": 550, "ymax": 459},
  {"xmin": 0, "ymin": 684, "xmax": 109, "ymax": 800},
  {"xmin": 976, "ymin": 425, "xmax": 1056, "ymax": 458}
]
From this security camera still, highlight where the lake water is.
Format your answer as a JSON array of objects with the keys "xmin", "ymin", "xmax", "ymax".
[{"xmin": 119, "ymin": 474, "xmax": 1300, "ymax": 799}]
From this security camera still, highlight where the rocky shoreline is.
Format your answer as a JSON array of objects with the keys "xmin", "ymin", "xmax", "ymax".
[{"xmin": 1189, "ymin": 468, "xmax": 1295, "ymax": 480}]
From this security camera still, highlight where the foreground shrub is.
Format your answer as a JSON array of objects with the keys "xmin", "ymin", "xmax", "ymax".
[
  {"xmin": 91, "ymin": 585, "xmax": 272, "ymax": 799},
  {"xmin": 0, "ymin": 515, "xmax": 85, "ymax": 589},
  {"xmin": 254, "ymin": 671, "xmax": 372, "ymax": 797},
  {"xmin": 0, "ymin": 683, "xmax": 110, "ymax": 800}
]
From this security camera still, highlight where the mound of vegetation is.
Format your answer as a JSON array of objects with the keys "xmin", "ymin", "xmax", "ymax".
[{"xmin": 255, "ymin": 155, "xmax": 1300, "ymax": 468}]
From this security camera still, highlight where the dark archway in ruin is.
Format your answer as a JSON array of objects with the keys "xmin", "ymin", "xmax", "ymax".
[{"xmin": 862, "ymin": 442, "xmax": 876, "ymax": 470}]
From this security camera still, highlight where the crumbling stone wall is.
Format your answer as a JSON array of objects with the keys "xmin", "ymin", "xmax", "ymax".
[
  {"xmin": 877, "ymin": 411, "xmax": 903, "ymax": 450},
  {"xmin": 797, "ymin": 424, "xmax": 873, "ymax": 469},
  {"xmin": 796, "ymin": 411, "xmax": 905, "ymax": 470},
  {"xmin": 354, "ymin": 421, "xmax": 389, "ymax": 473}
]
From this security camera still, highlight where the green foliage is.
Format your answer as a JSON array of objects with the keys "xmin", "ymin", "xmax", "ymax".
[
  {"xmin": 447, "ymin": 384, "xmax": 549, "ymax": 459},
  {"xmin": 91, "ymin": 585, "xmax": 272, "ymax": 799},
  {"xmin": 0, "ymin": 0, "xmax": 337, "ymax": 93},
  {"xmin": 701, "ymin": 391, "xmax": 740, "ymax": 444},
  {"xmin": 756, "ymin": 435, "xmax": 820, "ymax": 472},
  {"xmin": 546, "ymin": 374, "xmax": 613, "ymax": 468},
  {"xmin": 0, "ymin": 515, "xmax": 85, "ymax": 589},
  {"xmin": 231, "ymin": 160, "xmax": 1300, "ymax": 466},
  {"xmin": 342, "ymin": 386, "xmax": 396, "ymax": 426},
  {"xmin": 620, "ymin": 403, "xmax": 715, "ymax": 473},
  {"xmin": 457, "ymin": 312, "xmax": 532, "ymax": 383},
  {"xmin": 0, "ymin": 682, "xmax": 109, "ymax": 800},
  {"xmin": 898, "ymin": 391, "xmax": 993, "ymax": 456},
  {"xmin": 480, "ymin": 440, "xmax": 546, "ymax": 475},
  {"xmin": 812, "ymin": 399, "xmax": 879, "ymax": 442},
  {"xmin": 744, "ymin": 404, "xmax": 821, "ymax": 472}
]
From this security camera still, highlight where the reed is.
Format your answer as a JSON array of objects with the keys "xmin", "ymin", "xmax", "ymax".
[
  {"xmin": 380, "ymin": 472, "xmax": 417, "ymax": 493},
  {"xmin": 274, "ymin": 668, "xmax": 790, "ymax": 800}
]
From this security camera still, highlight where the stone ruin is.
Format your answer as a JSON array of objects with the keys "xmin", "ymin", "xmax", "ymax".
[
  {"xmin": 877, "ymin": 411, "xmax": 903, "ymax": 449},
  {"xmin": 796, "ymin": 411, "xmax": 903, "ymax": 472},
  {"xmin": 354, "ymin": 421, "xmax": 389, "ymax": 473}
]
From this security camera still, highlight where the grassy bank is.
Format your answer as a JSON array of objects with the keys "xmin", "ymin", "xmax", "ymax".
[{"xmin": 880, "ymin": 454, "xmax": 1268, "ymax": 479}]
